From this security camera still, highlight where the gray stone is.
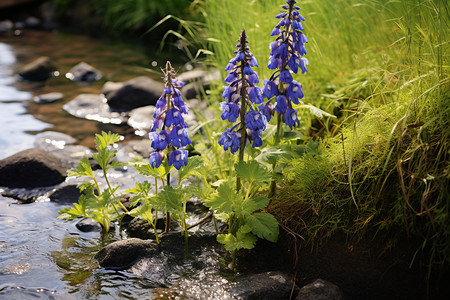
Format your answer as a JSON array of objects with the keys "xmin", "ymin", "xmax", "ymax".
[
  {"xmin": 33, "ymin": 92, "xmax": 63, "ymax": 104},
  {"xmin": 63, "ymin": 93, "xmax": 128, "ymax": 124},
  {"xmin": 296, "ymin": 279, "xmax": 344, "ymax": 300},
  {"xmin": 101, "ymin": 81, "xmax": 124, "ymax": 98},
  {"xmin": 34, "ymin": 131, "xmax": 76, "ymax": 151},
  {"xmin": 50, "ymin": 184, "xmax": 81, "ymax": 204},
  {"xmin": 66, "ymin": 62, "xmax": 102, "ymax": 82},
  {"xmin": 18, "ymin": 56, "xmax": 56, "ymax": 81},
  {"xmin": 76, "ymin": 218, "xmax": 103, "ymax": 233},
  {"xmin": 229, "ymin": 271, "xmax": 295, "ymax": 300},
  {"xmin": 0, "ymin": 20, "xmax": 13, "ymax": 32},
  {"xmin": 0, "ymin": 148, "xmax": 68, "ymax": 188},
  {"xmin": 94, "ymin": 238, "xmax": 159, "ymax": 269},
  {"xmin": 24, "ymin": 16, "xmax": 41, "ymax": 28},
  {"xmin": 105, "ymin": 76, "xmax": 164, "ymax": 111}
]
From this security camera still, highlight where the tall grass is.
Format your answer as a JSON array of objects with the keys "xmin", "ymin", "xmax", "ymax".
[{"xmin": 204, "ymin": 0, "xmax": 449, "ymax": 266}]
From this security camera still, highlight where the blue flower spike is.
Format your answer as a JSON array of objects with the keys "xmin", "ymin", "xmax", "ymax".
[
  {"xmin": 219, "ymin": 29, "xmax": 267, "ymax": 153},
  {"xmin": 262, "ymin": 0, "xmax": 309, "ymax": 130},
  {"xmin": 148, "ymin": 61, "xmax": 191, "ymax": 170}
]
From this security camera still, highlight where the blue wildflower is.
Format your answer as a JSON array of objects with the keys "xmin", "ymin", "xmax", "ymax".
[
  {"xmin": 166, "ymin": 108, "xmax": 185, "ymax": 127},
  {"xmin": 283, "ymin": 108, "xmax": 300, "ymax": 129},
  {"xmin": 149, "ymin": 130, "xmax": 169, "ymax": 151},
  {"xmin": 274, "ymin": 95, "xmax": 288, "ymax": 114},
  {"xmin": 219, "ymin": 128, "xmax": 241, "ymax": 154},
  {"xmin": 245, "ymin": 110, "xmax": 267, "ymax": 131},
  {"xmin": 149, "ymin": 151, "xmax": 164, "ymax": 168},
  {"xmin": 220, "ymin": 101, "xmax": 240, "ymax": 123},
  {"xmin": 169, "ymin": 125, "xmax": 191, "ymax": 148},
  {"xmin": 168, "ymin": 149, "xmax": 188, "ymax": 170}
]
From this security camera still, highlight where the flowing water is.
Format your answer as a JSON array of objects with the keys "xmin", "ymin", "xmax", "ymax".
[{"xmin": 0, "ymin": 29, "xmax": 235, "ymax": 299}]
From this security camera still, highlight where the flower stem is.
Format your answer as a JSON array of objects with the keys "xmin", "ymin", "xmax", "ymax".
[{"xmin": 237, "ymin": 29, "xmax": 248, "ymax": 193}]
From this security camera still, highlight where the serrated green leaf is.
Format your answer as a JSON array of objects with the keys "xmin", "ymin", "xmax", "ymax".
[
  {"xmin": 92, "ymin": 148, "xmax": 116, "ymax": 170},
  {"xmin": 95, "ymin": 131, "xmax": 122, "ymax": 150},
  {"xmin": 109, "ymin": 161, "xmax": 128, "ymax": 170},
  {"xmin": 203, "ymin": 180, "xmax": 236, "ymax": 215},
  {"xmin": 300, "ymin": 104, "xmax": 336, "ymax": 119},
  {"xmin": 246, "ymin": 213, "xmax": 279, "ymax": 243},
  {"xmin": 67, "ymin": 157, "xmax": 94, "ymax": 178},
  {"xmin": 217, "ymin": 227, "xmax": 257, "ymax": 251},
  {"xmin": 242, "ymin": 195, "xmax": 269, "ymax": 216},
  {"xmin": 178, "ymin": 156, "xmax": 204, "ymax": 183},
  {"xmin": 235, "ymin": 160, "xmax": 271, "ymax": 186},
  {"xmin": 128, "ymin": 203, "xmax": 154, "ymax": 223},
  {"xmin": 156, "ymin": 185, "xmax": 183, "ymax": 215},
  {"xmin": 282, "ymin": 130, "xmax": 306, "ymax": 141}
]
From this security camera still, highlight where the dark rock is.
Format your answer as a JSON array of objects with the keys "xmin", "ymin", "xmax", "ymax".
[
  {"xmin": 105, "ymin": 76, "xmax": 164, "ymax": 111},
  {"xmin": 181, "ymin": 81, "xmax": 208, "ymax": 100},
  {"xmin": 24, "ymin": 16, "xmax": 41, "ymax": 28},
  {"xmin": 296, "ymin": 279, "xmax": 344, "ymax": 300},
  {"xmin": 50, "ymin": 184, "xmax": 81, "ymax": 204},
  {"xmin": 0, "ymin": 20, "xmax": 13, "ymax": 32},
  {"xmin": 76, "ymin": 218, "xmax": 103, "ymax": 233},
  {"xmin": 66, "ymin": 62, "xmax": 102, "ymax": 82},
  {"xmin": 101, "ymin": 81, "xmax": 124, "ymax": 98},
  {"xmin": 0, "ymin": 186, "xmax": 52, "ymax": 204},
  {"xmin": 0, "ymin": 148, "xmax": 68, "ymax": 188},
  {"xmin": 62, "ymin": 94, "xmax": 128, "ymax": 125},
  {"xmin": 18, "ymin": 56, "xmax": 56, "ymax": 81},
  {"xmin": 126, "ymin": 217, "xmax": 160, "ymax": 240},
  {"xmin": 94, "ymin": 238, "xmax": 159, "ymax": 269},
  {"xmin": 229, "ymin": 271, "xmax": 295, "ymax": 300},
  {"xmin": 33, "ymin": 92, "xmax": 63, "ymax": 104}
]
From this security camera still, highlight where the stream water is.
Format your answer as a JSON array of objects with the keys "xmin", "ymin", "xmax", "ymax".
[{"xmin": 0, "ymin": 29, "xmax": 240, "ymax": 299}]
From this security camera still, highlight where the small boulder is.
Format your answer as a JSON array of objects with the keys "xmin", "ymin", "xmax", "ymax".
[
  {"xmin": 50, "ymin": 184, "xmax": 81, "ymax": 204},
  {"xmin": 76, "ymin": 218, "xmax": 103, "ymax": 233},
  {"xmin": 0, "ymin": 148, "xmax": 68, "ymax": 188},
  {"xmin": 33, "ymin": 92, "xmax": 63, "ymax": 104},
  {"xmin": 296, "ymin": 279, "xmax": 344, "ymax": 300},
  {"xmin": 229, "ymin": 271, "xmax": 295, "ymax": 300},
  {"xmin": 18, "ymin": 56, "xmax": 56, "ymax": 81},
  {"xmin": 0, "ymin": 20, "xmax": 13, "ymax": 32},
  {"xmin": 63, "ymin": 94, "xmax": 127, "ymax": 124},
  {"xmin": 66, "ymin": 62, "xmax": 102, "ymax": 82},
  {"xmin": 105, "ymin": 76, "xmax": 164, "ymax": 111},
  {"xmin": 94, "ymin": 238, "xmax": 159, "ymax": 269}
]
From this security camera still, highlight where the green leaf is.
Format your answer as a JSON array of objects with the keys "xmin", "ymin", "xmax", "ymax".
[
  {"xmin": 178, "ymin": 156, "xmax": 204, "ymax": 183},
  {"xmin": 109, "ymin": 161, "xmax": 128, "ymax": 170},
  {"xmin": 95, "ymin": 131, "xmax": 122, "ymax": 150},
  {"xmin": 156, "ymin": 185, "xmax": 183, "ymax": 215},
  {"xmin": 128, "ymin": 203, "xmax": 154, "ymax": 223},
  {"xmin": 246, "ymin": 213, "xmax": 279, "ymax": 243},
  {"xmin": 92, "ymin": 148, "xmax": 116, "ymax": 170},
  {"xmin": 217, "ymin": 226, "xmax": 257, "ymax": 251},
  {"xmin": 300, "ymin": 104, "xmax": 336, "ymax": 119},
  {"xmin": 131, "ymin": 161, "xmax": 167, "ymax": 178},
  {"xmin": 235, "ymin": 160, "xmax": 271, "ymax": 186},
  {"xmin": 242, "ymin": 195, "xmax": 269, "ymax": 216},
  {"xmin": 67, "ymin": 157, "xmax": 94, "ymax": 179},
  {"xmin": 203, "ymin": 180, "xmax": 236, "ymax": 215}
]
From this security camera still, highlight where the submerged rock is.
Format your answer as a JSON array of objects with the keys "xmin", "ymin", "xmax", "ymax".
[
  {"xmin": 63, "ymin": 93, "xmax": 127, "ymax": 125},
  {"xmin": 229, "ymin": 271, "xmax": 295, "ymax": 300},
  {"xmin": 49, "ymin": 184, "xmax": 80, "ymax": 204},
  {"xmin": 76, "ymin": 218, "xmax": 103, "ymax": 233},
  {"xmin": 0, "ymin": 148, "xmax": 68, "ymax": 188},
  {"xmin": 18, "ymin": 56, "xmax": 56, "ymax": 81},
  {"xmin": 66, "ymin": 62, "xmax": 102, "ymax": 82},
  {"xmin": 33, "ymin": 92, "xmax": 63, "ymax": 104},
  {"xmin": 95, "ymin": 238, "xmax": 159, "ymax": 269},
  {"xmin": 104, "ymin": 76, "xmax": 164, "ymax": 111},
  {"xmin": 296, "ymin": 279, "xmax": 344, "ymax": 300}
]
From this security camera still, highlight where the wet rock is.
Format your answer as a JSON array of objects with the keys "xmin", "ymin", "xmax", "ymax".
[
  {"xmin": 24, "ymin": 16, "xmax": 41, "ymax": 28},
  {"xmin": 127, "ymin": 105, "xmax": 155, "ymax": 135},
  {"xmin": 0, "ymin": 186, "xmax": 52, "ymax": 204},
  {"xmin": 177, "ymin": 69, "xmax": 207, "ymax": 83},
  {"xmin": 105, "ymin": 76, "xmax": 164, "ymax": 111},
  {"xmin": 33, "ymin": 92, "xmax": 63, "ymax": 104},
  {"xmin": 66, "ymin": 62, "xmax": 102, "ymax": 82},
  {"xmin": 0, "ymin": 148, "xmax": 68, "ymax": 188},
  {"xmin": 34, "ymin": 131, "xmax": 76, "ymax": 151},
  {"xmin": 115, "ymin": 140, "xmax": 152, "ymax": 161},
  {"xmin": 0, "ymin": 20, "xmax": 13, "ymax": 32},
  {"xmin": 182, "ymin": 81, "xmax": 208, "ymax": 100},
  {"xmin": 63, "ymin": 94, "xmax": 127, "ymax": 125},
  {"xmin": 102, "ymin": 81, "xmax": 124, "ymax": 98},
  {"xmin": 49, "ymin": 184, "xmax": 80, "ymax": 204},
  {"xmin": 229, "ymin": 271, "xmax": 295, "ymax": 300},
  {"xmin": 126, "ymin": 218, "xmax": 160, "ymax": 240},
  {"xmin": 18, "ymin": 56, "xmax": 56, "ymax": 81},
  {"xmin": 296, "ymin": 279, "xmax": 344, "ymax": 300},
  {"xmin": 95, "ymin": 238, "xmax": 159, "ymax": 269},
  {"xmin": 76, "ymin": 218, "xmax": 103, "ymax": 233}
]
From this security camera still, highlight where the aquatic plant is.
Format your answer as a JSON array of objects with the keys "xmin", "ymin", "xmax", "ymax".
[{"xmin": 58, "ymin": 131, "xmax": 127, "ymax": 233}]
